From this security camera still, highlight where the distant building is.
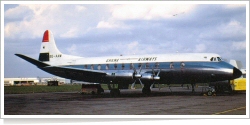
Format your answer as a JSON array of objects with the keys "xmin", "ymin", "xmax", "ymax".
[{"xmin": 4, "ymin": 77, "xmax": 66, "ymax": 86}]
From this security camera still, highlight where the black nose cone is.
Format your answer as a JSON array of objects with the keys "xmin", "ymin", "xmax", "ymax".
[{"xmin": 233, "ymin": 67, "xmax": 242, "ymax": 79}]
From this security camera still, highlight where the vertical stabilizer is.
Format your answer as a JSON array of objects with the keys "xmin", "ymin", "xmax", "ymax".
[{"xmin": 39, "ymin": 30, "xmax": 62, "ymax": 61}]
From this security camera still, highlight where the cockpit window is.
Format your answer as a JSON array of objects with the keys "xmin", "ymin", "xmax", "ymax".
[
  {"xmin": 210, "ymin": 57, "xmax": 222, "ymax": 62},
  {"xmin": 213, "ymin": 57, "xmax": 217, "ymax": 61},
  {"xmin": 210, "ymin": 57, "xmax": 214, "ymax": 61},
  {"xmin": 217, "ymin": 57, "xmax": 221, "ymax": 61}
]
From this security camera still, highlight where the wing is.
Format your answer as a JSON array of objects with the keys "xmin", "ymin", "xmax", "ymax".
[{"xmin": 42, "ymin": 66, "xmax": 107, "ymax": 81}]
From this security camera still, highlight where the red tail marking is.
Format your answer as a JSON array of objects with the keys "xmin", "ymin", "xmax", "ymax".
[{"xmin": 42, "ymin": 30, "xmax": 49, "ymax": 42}]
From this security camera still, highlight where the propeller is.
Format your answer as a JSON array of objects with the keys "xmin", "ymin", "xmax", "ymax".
[
  {"xmin": 152, "ymin": 68, "xmax": 161, "ymax": 80},
  {"xmin": 150, "ymin": 68, "xmax": 161, "ymax": 89},
  {"xmin": 131, "ymin": 64, "xmax": 161, "ymax": 90},
  {"xmin": 131, "ymin": 63, "xmax": 143, "ymax": 89},
  {"xmin": 131, "ymin": 78, "xmax": 144, "ymax": 89},
  {"xmin": 132, "ymin": 63, "xmax": 142, "ymax": 78}
]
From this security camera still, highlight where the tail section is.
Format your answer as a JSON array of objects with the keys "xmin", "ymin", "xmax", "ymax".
[
  {"xmin": 16, "ymin": 30, "xmax": 82, "ymax": 68},
  {"xmin": 39, "ymin": 30, "xmax": 62, "ymax": 62}
]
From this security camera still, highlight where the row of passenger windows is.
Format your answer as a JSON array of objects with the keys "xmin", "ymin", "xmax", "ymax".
[{"xmin": 80, "ymin": 62, "xmax": 186, "ymax": 70}]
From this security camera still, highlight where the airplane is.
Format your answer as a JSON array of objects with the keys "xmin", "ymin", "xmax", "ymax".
[{"xmin": 15, "ymin": 30, "xmax": 242, "ymax": 96}]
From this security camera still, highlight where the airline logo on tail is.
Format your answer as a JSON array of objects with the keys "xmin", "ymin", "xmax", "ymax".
[{"xmin": 42, "ymin": 30, "xmax": 50, "ymax": 42}]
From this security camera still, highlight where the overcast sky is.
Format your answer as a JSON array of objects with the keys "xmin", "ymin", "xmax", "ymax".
[{"xmin": 2, "ymin": 1, "xmax": 248, "ymax": 78}]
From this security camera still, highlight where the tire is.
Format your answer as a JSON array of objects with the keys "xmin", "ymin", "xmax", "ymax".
[
  {"xmin": 97, "ymin": 90, "xmax": 101, "ymax": 95},
  {"xmin": 97, "ymin": 88, "xmax": 104, "ymax": 94},
  {"xmin": 110, "ymin": 89, "xmax": 120, "ymax": 97},
  {"xmin": 142, "ymin": 87, "xmax": 151, "ymax": 96},
  {"xmin": 207, "ymin": 90, "xmax": 213, "ymax": 96},
  {"xmin": 110, "ymin": 90, "xmax": 114, "ymax": 96}
]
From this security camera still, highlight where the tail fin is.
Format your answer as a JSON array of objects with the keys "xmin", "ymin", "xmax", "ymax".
[{"xmin": 39, "ymin": 30, "xmax": 62, "ymax": 62}]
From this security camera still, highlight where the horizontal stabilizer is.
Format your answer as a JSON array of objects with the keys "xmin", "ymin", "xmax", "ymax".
[{"xmin": 15, "ymin": 54, "xmax": 50, "ymax": 68}]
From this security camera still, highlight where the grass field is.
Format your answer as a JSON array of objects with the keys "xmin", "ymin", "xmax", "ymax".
[
  {"xmin": 4, "ymin": 84, "xmax": 140, "ymax": 94},
  {"xmin": 4, "ymin": 85, "xmax": 83, "ymax": 94},
  {"xmin": 4, "ymin": 83, "xmax": 199, "ymax": 94}
]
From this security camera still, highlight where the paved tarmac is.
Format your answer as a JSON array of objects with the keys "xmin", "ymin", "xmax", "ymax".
[{"xmin": 4, "ymin": 87, "xmax": 246, "ymax": 116}]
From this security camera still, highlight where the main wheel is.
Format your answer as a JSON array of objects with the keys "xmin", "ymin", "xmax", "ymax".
[
  {"xmin": 207, "ymin": 90, "xmax": 213, "ymax": 96},
  {"xmin": 110, "ymin": 89, "xmax": 114, "ymax": 96},
  {"xmin": 97, "ymin": 88, "xmax": 104, "ymax": 94},
  {"xmin": 110, "ymin": 89, "xmax": 120, "ymax": 97},
  {"xmin": 142, "ymin": 87, "xmax": 151, "ymax": 96}
]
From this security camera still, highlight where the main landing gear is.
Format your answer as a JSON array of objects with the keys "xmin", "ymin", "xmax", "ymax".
[
  {"xmin": 142, "ymin": 83, "xmax": 151, "ymax": 96},
  {"xmin": 191, "ymin": 83, "xmax": 195, "ymax": 93},
  {"xmin": 108, "ymin": 83, "xmax": 120, "ymax": 97},
  {"xmin": 108, "ymin": 82, "xmax": 152, "ymax": 96},
  {"xmin": 110, "ymin": 89, "xmax": 120, "ymax": 96}
]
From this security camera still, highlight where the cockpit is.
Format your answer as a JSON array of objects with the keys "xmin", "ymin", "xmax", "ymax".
[{"xmin": 210, "ymin": 57, "xmax": 222, "ymax": 62}]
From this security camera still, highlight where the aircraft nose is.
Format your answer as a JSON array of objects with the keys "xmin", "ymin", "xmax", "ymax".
[{"xmin": 233, "ymin": 67, "xmax": 242, "ymax": 79}]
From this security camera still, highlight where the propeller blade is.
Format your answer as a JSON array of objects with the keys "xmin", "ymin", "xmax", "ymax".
[
  {"xmin": 139, "ymin": 64, "xmax": 142, "ymax": 74},
  {"xmin": 131, "ymin": 80, "xmax": 136, "ymax": 89},
  {"xmin": 138, "ymin": 79, "xmax": 144, "ymax": 88},
  {"xmin": 131, "ymin": 63, "xmax": 137, "ymax": 73},
  {"xmin": 157, "ymin": 69, "xmax": 161, "ymax": 76},
  {"xmin": 150, "ymin": 82, "xmax": 155, "ymax": 89}
]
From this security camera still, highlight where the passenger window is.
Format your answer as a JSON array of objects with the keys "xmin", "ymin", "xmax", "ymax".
[
  {"xmin": 91, "ymin": 64, "xmax": 94, "ymax": 70},
  {"xmin": 130, "ymin": 63, "xmax": 133, "ymax": 69},
  {"xmin": 114, "ymin": 64, "xmax": 117, "ymax": 69},
  {"xmin": 155, "ymin": 62, "xmax": 159, "ymax": 69},
  {"xmin": 98, "ymin": 64, "xmax": 101, "ymax": 70},
  {"xmin": 170, "ymin": 62, "xmax": 174, "ymax": 69},
  {"xmin": 84, "ymin": 65, "xmax": 88, "ymax": 69},
  {"xmin": 122, "ymin": 64, "xmax": 125, "ymax": 70},
  {"xmin": 138, "ymin": 63, "xmax": 142, "ymax": 68},
  {"xmin": 146, "ymin": 63, "xmax": 149, "ymax": 69},
  {"xmin": 106, "ymin": 64, "xmax": 109, "ymax": 70},
  {"xmin": 181, "ymin": 62, "xmax": 185, "ymax": 68}
]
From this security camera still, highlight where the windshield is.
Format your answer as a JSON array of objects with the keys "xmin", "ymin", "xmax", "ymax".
[{"xmin": 210, "ymin": 57, "xmax": 222, "ymax": 62}]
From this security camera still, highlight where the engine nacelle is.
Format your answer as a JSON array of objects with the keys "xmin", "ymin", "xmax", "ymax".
[{"xmin": 141, "ymin": 73, "xmax": 160, "ymax": 80}]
